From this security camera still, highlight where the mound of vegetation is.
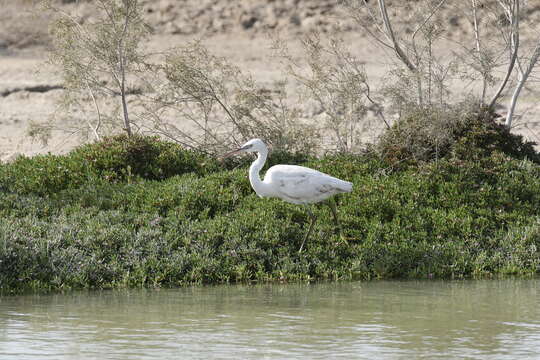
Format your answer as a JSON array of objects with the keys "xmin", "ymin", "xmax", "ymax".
[
  {"xmin": 0, "ymin": 135, "xmax": 225, "ymax": 196},
  {"xmin": 1, "ymin": 124, "xmax": 540, "ymax": 294},
  {"xmin": 376, "ymin": 105, "xmax": 540, "ymax": 168}
]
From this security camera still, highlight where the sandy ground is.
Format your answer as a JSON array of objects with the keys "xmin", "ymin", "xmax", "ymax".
[
  {"xmin": 2, "ymin": 1, "xmax": 540, "ymax": 161},
  {"xmin": 0, "ymin": 31, "xmax": 393, "ymax": 160}
]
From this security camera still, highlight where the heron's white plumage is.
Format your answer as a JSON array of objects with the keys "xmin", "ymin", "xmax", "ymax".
[
  {"xmin": 226, "ymin": 138, "xmax": 353, "ymax": 205},
  {"xmin": 262, "ymin": 164, "xmax": 352, "ymax": 204}
]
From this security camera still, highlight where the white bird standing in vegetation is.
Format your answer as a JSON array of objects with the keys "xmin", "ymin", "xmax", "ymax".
[{"xmin": 223, "ymin": 138, "xmax": 353, "ymax": 252}]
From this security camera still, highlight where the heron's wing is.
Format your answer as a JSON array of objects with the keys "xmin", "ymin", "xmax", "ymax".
[
  {"xmin": 264, "ymin": 165, "xmax": 345, "ymax": 201},
  {"xmin": 265, "ymin": 165, "xmax": 324, "ymax": 179}
]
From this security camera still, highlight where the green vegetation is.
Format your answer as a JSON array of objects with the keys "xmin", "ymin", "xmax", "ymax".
[{"xmin": 1, "ymin": 110, "xmax": 540, "ymax": 294}]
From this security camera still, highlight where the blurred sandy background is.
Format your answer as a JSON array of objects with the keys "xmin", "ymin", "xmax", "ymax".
[{"xmin": 1, "ymin": 0, "xmax": 540, "ymax": 161}]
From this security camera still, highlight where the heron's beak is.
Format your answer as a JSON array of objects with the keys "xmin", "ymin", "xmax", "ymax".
[{"xmin": 221, "ymin": 146, "xmax": 247, "ymax": 159}]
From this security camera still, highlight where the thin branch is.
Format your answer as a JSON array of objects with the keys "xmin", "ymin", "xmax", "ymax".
[
  {"xmin": 471, "ymin": 0, "xmax": 482, "ymax": 54},
  {"xmin": 505, "ymin": 40, "xmax": 540, "ymax": 127},
  {"xmin": 84, "ymin": 79, "xmax": 102, "ymax": 141},
  {"xmin": 148, "ymin": 99, "xmax": 223, "ymax": 146},
  {"xmin": 360, "ymin": 0, "xmax": 387, "ymax": 36},
  {"xmin": 489, "ymin": 0, "xmax": 519, "ymax": 109},
  {"xmin": 365, "ymin": 83, "xmax": 390, "ymax": 129},
  {"xmin": 471, "ymin": 0, "xmax": 487, "ymax": 105},
  {"xmin": 377, "ymin": 0, "xmax": 417, "ymax": 72},
  {"xmin": 118, "ymin": 0, "xmax": 133, "ymax": 136},
  {"xmin": 353, "ymin": 0, "xmax": 395, "ymax": 51},
  {"xmin": 411, "ymin": 0, "xmax": 447, "ymax": 46}
]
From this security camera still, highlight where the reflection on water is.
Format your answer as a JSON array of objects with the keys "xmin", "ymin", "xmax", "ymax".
[{"xmin": 0, "ymin": 279, "xmax": 539, "ymax": 359}]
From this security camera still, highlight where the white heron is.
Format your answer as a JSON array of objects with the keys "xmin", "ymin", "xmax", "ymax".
[{"xmin": 223, "ymin": 138, "xmax": 353, "ymax": 252}]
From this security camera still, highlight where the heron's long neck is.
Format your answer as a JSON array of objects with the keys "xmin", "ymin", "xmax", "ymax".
[{"xmin": 249, "ymin": 149, "xmax": 271, "ymax": 197}]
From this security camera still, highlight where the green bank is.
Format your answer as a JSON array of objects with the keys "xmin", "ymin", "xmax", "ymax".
[{"xmin": 1, "ymin": 111, "xmax": 540, "ymax": 293}]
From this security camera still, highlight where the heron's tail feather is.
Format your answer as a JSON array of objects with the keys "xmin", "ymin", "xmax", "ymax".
[
  {"xmin": 342, "ymin": 181, "xmax": 353, "ymax": 193},
  {"xmin": 334, "ymin": 179, "xmax": 353, "ymax": 193}
]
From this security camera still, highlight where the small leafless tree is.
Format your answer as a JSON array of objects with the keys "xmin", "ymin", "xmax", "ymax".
[
  {"xmin": 345, "ymin": 0, "xmax": 454, "ymax": 111},
  {"xmin": 142, "ymin": 41, "xmax": 319, "ymax": 155},
  {"xmin": 37, "ymin": 0, "xmax": 149, "ymax": 142},
  {"xmin": 345, "ymin": 0, "xmax": 540, "ymax": 129},
  {"xmin": 273, "ymin": 32, "xmax": 386, "ymax": 153}
]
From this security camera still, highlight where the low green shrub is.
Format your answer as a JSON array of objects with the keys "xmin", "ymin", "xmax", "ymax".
[
  {"xmin": 1, "ymin": 145, "xmax": 540, "ymax": 293},
  {"xmin": 70, "ymin": 134, "xmax": 219, "ymax": 181},
  {"xmin": 0, "ymin": 135, "xmax": 218, "ymax": 195},
  {"xmin": 0, "ymin": 154, "xmax": 89, "ymax": 196},
  {"xmin": 452, "ymin": 108, "xmax": 540, "ymax": 163}
]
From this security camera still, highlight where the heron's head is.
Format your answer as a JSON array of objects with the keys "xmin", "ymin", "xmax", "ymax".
[{"xmin": 222, "ymin": 138, "xmax": 267, "ymax": 158}]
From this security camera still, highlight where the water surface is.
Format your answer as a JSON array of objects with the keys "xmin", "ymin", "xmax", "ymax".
[{"xmin": 1, "ymin": 279, "xmax": 539, "ymax": 359}]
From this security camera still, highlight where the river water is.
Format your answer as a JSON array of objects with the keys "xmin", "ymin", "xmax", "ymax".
[{"xmin": 1, "ymin": 279, "xmax": 539, "ymax": 359}]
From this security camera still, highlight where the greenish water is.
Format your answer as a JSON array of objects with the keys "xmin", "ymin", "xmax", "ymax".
[{"xmin": 1, "ymin": 280, "xmax": 539, "ymax": 359}]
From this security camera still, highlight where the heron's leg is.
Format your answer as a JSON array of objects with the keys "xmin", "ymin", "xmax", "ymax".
[
  {"xmin": 327, "ymin": 198, "xmax": 347, "ymax": 243},
  {"xmin": 327, "ymin": 198, "xmax": 340, "ymax": 227},
  {"xmin": 299, "ymin": 205, "xmax": 317, "ymax": 253}
]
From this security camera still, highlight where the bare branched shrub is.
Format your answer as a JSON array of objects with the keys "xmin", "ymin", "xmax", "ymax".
[
  {"xmin": 33, "ymin": 0, "xmax": 540, "ymax": 157},
  {"xmin": 273, "ymin": 32, "xmax": 385, "ymax": 153},
  {"xmin": 231, "ymin": 80, "xmax": 320, "ymax": 154},
  {"xmin": 344, "ymin": 0, "xmax": 540, "ymax": 129},
  {"xmin": 344, "ymin": 0, "xmax": 467, "ymax": 115},
  {"xmin": 143, "ymin": 41, "xmax": 319, "ymax": 155},
  {"xmin": 33, "ymin": 0, "xmax": 150, "ymax": 143}
]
